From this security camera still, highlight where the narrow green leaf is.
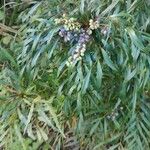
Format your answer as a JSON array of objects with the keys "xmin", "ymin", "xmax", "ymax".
[
  {"xmin": 14, "ymin": 124, "xmax": 26, "ymax": 150},
  {"xmin": 38, "ymin": 127, "xmax": 48, "ymax": 141},
  {"xmin": 82, "ymin": 68, "xmax": 91, "ymax": 94},
  {"xmin": 90, "ymin": 121, "xmax": 100, "ymax": 136},
  {"xmin": 94, "ymin": 133, "xmax": 121, "ymax": 150},
  {"xmin": 125, "ymin": 68, "xmax": 136, "ymax": 82},
  {"xmin": 24, "ymin": 103, "xmax": 34, "ymax": 134},
  {"xmin": 48, "ymin": 105, "xmax": 65, "ymax": 138},
  {"xmin": 0, "ymin": 46, "xmax": 18, "ymax": 67},
  {"xmin": 101, "ymin": 48, "xmax": 117, "ymax": 71},
  {"xmin": 80, "ymin": 0, "xmax": 85, "ymax": 13},
  {"xmin": 96, "ymin": 61, "xmax": 103, "ymax": 88}
]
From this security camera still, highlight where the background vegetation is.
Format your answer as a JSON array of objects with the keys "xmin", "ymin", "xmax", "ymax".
[{"xmin": 0, "ymin": 0, "xmax": 150, "ymax": 149}]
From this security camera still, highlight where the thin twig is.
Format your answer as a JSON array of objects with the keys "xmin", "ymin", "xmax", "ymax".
[{"xmin": 0, "ymin": 23, "xmax": 17, "ymax": 34}]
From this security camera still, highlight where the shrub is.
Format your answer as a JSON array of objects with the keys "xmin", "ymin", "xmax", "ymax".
[{"xmin": 0, "ymin": 0, "xmax": 150, "ymax": 149}]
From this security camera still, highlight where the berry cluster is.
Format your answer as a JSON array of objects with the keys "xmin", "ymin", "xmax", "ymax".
[
  {"xmin": 55, "ymin": 15, "xmax": 100, "ymax": 66},
  {"xmin": 101, "ymin": 26, "xmax": 109, "ymax": 36},
  {"xmin": 107, "ymin": 106, "xmax": 123, "ymax": 121},
  {"xmin": 66, "ymin": 44, "xmax": 86, "ymax": 66},
  {"xmin": 58, "ymin": 28, "xmax": 73, "ymax": 42},
  {"xmin": 89, "ymin": 19, "xmax": 99, "ymax": 30},
  {"xmin": 55, "ymin": 14, "xmax": 81, "ymax": 31}
]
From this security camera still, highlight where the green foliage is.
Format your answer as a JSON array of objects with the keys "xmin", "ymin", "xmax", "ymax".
[{"xmin": 0, "ymin": 0, "xmax": 150, "ymax": 149}]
